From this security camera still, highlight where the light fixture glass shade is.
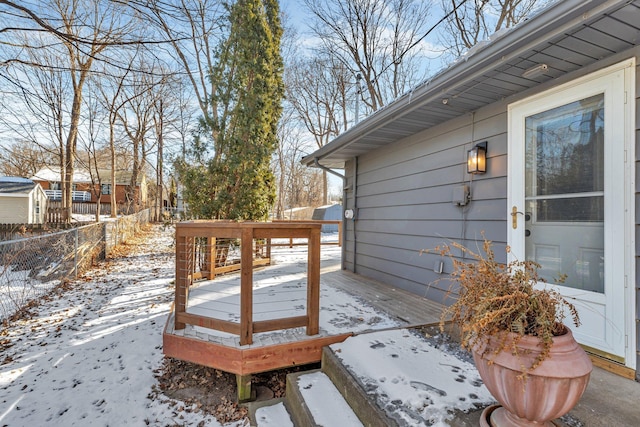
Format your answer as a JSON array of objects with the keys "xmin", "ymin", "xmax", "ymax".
[{"xmin": 467, "ymin": 143, "xmax": 487, "ymax": 174}]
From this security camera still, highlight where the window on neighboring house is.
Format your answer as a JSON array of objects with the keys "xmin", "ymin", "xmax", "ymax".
[
  {"xmin": 50, "ymin": 182, "xmax": 60, "ymax": 190},
  {"xmin": 101, "ymin": 184, "xmax": 111, "ymax": 195}
]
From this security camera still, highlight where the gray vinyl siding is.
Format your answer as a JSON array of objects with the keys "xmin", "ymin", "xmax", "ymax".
[
  {"xmin": 340, "ymin": 51, "xmax": 640, "ymax": 374},
  {"xmin": 343, "ymin": 102, "xmax": 509, "ymax": 304},
  {"xmin": 344, "ymin": 53, "xmax": 640, "ymax": 354}
]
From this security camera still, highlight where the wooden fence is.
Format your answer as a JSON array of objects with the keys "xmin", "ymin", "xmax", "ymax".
[
  {"xmin": 47, "ymin": 201, "xmax": 136, "ymax": 218},
  {"xmin": 47, "ymin": 207, "xmax": 70, "ymax": 224}
]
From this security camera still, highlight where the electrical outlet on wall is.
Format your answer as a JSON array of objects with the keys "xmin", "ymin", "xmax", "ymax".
[{"xmin": 452, "ymin": 185, "xmax": 470, "ymax": 206}]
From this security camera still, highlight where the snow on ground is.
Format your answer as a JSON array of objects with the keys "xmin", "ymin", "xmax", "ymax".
[
  {"xmin": 1, "ymin": 224, "xmax": 493, "ymax": 427},
  {"xmin": 297, "ymin": 371, "xmax": 364, "ymax": 427},
  {"xmin": 189, "ymin": 239, "xmax": 400, "ymax": 341},
  {"xmin": 330, "ymin": 329, "xmax": 495, "ymax": 426},
  {"xmin": 0, "ymin": 224, "xmax": 238, "ymax": 427},
  {"xmin": 0, "ymin": 268, "xmax": 62, "ymax": 321},
  {"xmin": 71, "ymin": 214, "xmax": 114, "ymax": 222},
  {"xmin": 254, "ymin": 402, "xmax": 293, "ymax": 427}
]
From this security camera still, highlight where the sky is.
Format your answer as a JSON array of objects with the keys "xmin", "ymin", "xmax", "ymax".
[
  {"xmin": 0, "ymin": 224, "xmax": 493, "ymax": 426},
  {"xmin": 278, "ymin": 0, "xmax": 448, "ymax": 195}
]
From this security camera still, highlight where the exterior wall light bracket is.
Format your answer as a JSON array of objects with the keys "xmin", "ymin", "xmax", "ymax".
[{"xmin": 467, "ymin": 141, "xmax": 487, "ymax": 174}]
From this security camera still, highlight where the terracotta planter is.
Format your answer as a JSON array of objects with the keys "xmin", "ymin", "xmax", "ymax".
[{"xmin": 473, "ymin": 326, "xmax": 592, "ymax": 427}]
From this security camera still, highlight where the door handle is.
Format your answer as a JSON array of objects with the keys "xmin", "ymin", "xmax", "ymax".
[{"xmin": 511, "ymin": 206, "xmax": 524, "ymax": 229}]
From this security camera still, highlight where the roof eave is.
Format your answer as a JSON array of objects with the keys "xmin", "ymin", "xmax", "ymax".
[{"xmin": 301, "ymin": 0, "xmax": 616, "ymax": 168}]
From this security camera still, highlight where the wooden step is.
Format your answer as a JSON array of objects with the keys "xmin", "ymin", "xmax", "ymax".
[
  {"xmin": 251, "ymin": 398, "xmax": 294, "ymax": 427},
  {"xmin": 322, "ymin": 328, "xmax": 494, "ymax": 426},
  {"xmin": 285, "ymin": 369, "xmax": 364, "ymax": 427}
]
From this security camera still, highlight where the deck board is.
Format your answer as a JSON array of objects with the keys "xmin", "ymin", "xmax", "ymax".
[
  {"xmin": 320, "ymin": 269, "xmax": 443, "ymax": 326},
  {"xmin": 165, "ymin": 265, "xmax": 444, "ymax": 350},
  {"xmin": 163, "ymin": 242, "xmax": 445, "ymax": 375}
]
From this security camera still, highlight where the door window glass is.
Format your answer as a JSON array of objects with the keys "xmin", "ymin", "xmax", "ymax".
[{"xmin": 524, "ymin": 94, "xmax": 604, "ymax": 293}]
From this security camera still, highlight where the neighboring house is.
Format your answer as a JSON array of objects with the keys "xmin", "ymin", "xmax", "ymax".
[
  {"xmin": 31, "ymin": 166, "xmax": 147, "ymax": 207},
  {"xmin": 0, "ymin": 177, "xmax": 47, "ymax": 224},
  {"xmin": 303, "ymin": 0, "xmax": 640, "ymax": 379},
  {"xmin": 312, "ymin": 204, "xmax": 342, "ymax": 232}
]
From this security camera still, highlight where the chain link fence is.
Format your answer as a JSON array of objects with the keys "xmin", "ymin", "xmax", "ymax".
[{"xmin": 0, "ymin": 209, "xmax": 150, "ymax": 321}]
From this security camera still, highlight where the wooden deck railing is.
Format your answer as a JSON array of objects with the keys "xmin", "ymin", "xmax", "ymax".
[
  {"xmin": 270, "ymin": 220, "xmax": 342, "ymax": 247},
  {"xmin": 174, "ymin": 220, "xmax": 322, "ymax": 345}
]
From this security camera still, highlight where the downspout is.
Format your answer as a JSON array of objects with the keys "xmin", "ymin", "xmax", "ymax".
[
  {"xmin": 313, "ymin": 158, "xmax": 348, "ymax": 269},
  {"xmin": 313, "ymin": 157, "xmax": 346, "ymax": 181}
]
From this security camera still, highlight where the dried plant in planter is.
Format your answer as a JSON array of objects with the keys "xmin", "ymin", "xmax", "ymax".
[{"xmin": 430, "ymin": 237, "xmax": 581, "ymax": 376}]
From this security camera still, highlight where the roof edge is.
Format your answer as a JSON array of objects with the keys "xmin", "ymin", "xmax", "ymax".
[{"xmin": 301, "ymin": 0, "xmax": 617, "ymax": 167}]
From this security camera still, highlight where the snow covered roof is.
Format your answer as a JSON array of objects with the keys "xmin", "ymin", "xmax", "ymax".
[
  {"xmin": 31, "ymin": 166, "xmax": 144, "ymax": 185},
  {"xmin": 0, "ymin": 176, "xmax": 33, "ymax": 183},
  {"xmin": 31, "ymin": 166, "xmax": 93, "ymax": 183},
  {"xmin": 0, "ymin": 178, "xmax": 37, "ymax": 195}
]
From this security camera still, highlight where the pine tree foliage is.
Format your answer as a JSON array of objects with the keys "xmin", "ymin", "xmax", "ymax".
[{"xmin": 179, "ymin": 0, "xmax": 284, "ymax": 220}]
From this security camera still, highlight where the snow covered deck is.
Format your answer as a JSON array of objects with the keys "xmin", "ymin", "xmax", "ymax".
[{"xmin": 163, "ymin": 223, "xmax": 444, "ymax": 379}]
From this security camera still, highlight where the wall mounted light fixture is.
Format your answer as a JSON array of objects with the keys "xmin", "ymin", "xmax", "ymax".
[{"xmin": 467, "ymin": 141, "xmax": 487, "ymax": 174}]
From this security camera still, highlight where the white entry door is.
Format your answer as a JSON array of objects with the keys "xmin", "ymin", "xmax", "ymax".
[{"xmin": 508, "ymin": 60, "xmax": 634, "ymax": 365}]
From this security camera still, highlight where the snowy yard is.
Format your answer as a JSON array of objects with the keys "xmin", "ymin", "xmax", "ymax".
[
  {"xmin": 0, "ymin": 224, "xmax": 235, "ymax": 426},
  {"xmin": 0, "ymin": 223, "xmax": 491, "ymax": 426}
]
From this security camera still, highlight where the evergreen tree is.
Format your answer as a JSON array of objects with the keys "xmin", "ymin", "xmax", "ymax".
[{"xmin": 180, "ymin": 0, "xmax": 284, "ymax": 220}]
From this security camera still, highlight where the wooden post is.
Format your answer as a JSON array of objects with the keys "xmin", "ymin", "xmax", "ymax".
[
  {"xmin": 236, "ymin": 374, "xmax": 253, "ymax": 402},
  {"xmin": 307, "ymin": 227, "xmax": 321, "ymax": 336},
  {"xmin": 338, "ymin": 221, "xmax": 343, "ymax": 247},
  {"xmin": 203, "ymin": 236, "xmax": 216, "ymax": 279},
  {"xmin": 239, "ymin": 226, "xmax": 254, "ymax": 345},
  {"xmin": 266, "ymin": 237, "xmax": 272, "ymax": 259},
  {"xmin": 175, "ymin": 232, "xmax": 187, "ymax": 330}
]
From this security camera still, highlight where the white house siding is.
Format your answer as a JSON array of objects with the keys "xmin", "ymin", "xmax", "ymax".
[
  {"xmin": 0, "ymin": 196, "xmax": 30, "ymax": 224},
  {"xmin": 31, "ymin": 187, "xmax": 47, "ymax": 224}
]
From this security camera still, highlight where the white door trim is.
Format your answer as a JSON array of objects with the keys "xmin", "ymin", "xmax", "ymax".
[{"xmin": 507, "ymin": 58, "xmax": 636, "ymax": 369}]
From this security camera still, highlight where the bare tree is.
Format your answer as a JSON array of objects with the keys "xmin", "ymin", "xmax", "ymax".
[
  {"xmin": 58, "ymin": 0, "xmax": 137, "ymax": 218},
  {"xmin": 439, "ymin": 0, "xmax": 551, "ymax": 60},
  {"xmin": 0, "ymin": 142, "xmax": 57, "ymax": 177},
  {"xmin": 143, "ymin": 0, "xmax": 224, "ymax": 134},
  {"xmin": 153, "ymin": 99, "xmax": 164, "ymax": 221},
  {"xmin": 273, "ymin": 112, "xmax": 324, "ymax": 217},
  {"xmin": 0, "ymin": 43, "xmax": 69, "ymax": 180},
  {"xmin": 116, "ymin": 70, "xmax": 156, "ymax": 211},
  {"xmin": 1, "ymin": 0, "xmax": 138, "ymax": 221},
  {"xmin": 94, "ymin": 50, "xmax": 142, "ymax": 218},
  {"xmin": 115, "ymin": 56, "xmax": 180, "ymax": 215},
  {"xmin": 302, "ymin": 0, "xmax": 433, "ymax": 113},
  {"xmin": 77, "ymin": 90, "xmax": 107, "ymax": 221},
  {"xmin": 286, "ymin": 57, "xmax": 351, "ymax": 204}
]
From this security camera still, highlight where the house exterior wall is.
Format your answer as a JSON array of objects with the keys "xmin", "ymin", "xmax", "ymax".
[
  {"xmin": 343, "ymin": 101, "xmax": 509, "ymax": 304},
  {"xmin": 34, "ymin": 180, "xmax": 142, "ymax": 205},
  {"xmin": 96, "ymin": 183, "xmax": 141, "ymax": 205},
  {"xmin": 30, "ymin": 186, "xmax": 48, "ymax": 224},
  {"xmin": 342, "ymin": 51, "xmax": 640, "ymax": 374}
]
